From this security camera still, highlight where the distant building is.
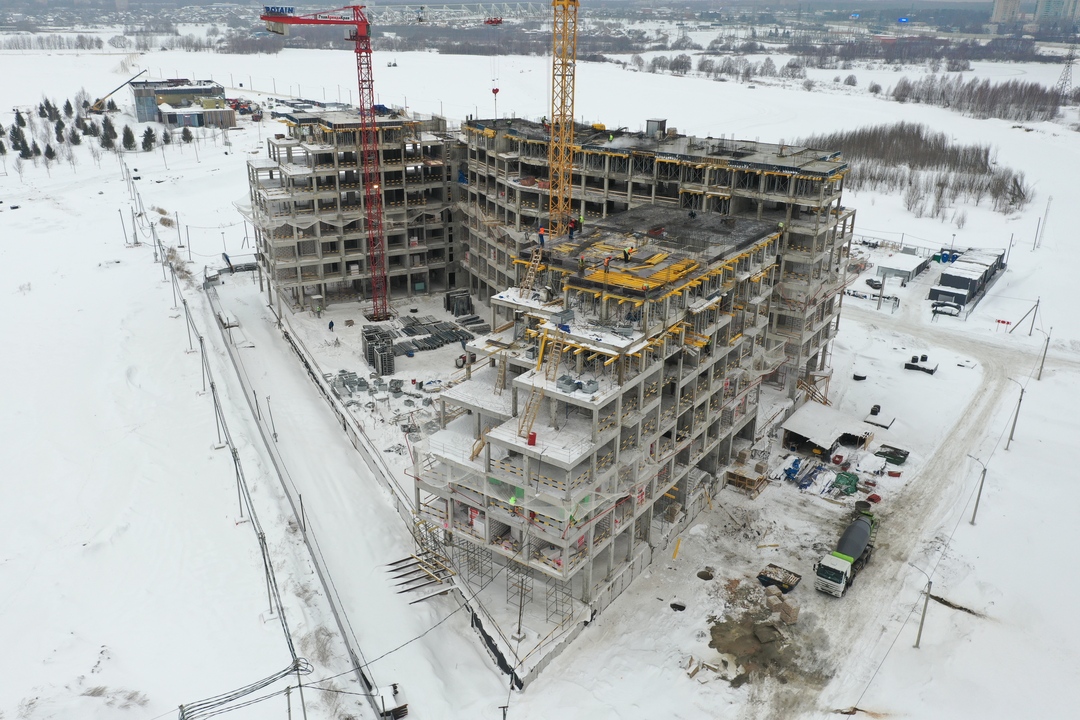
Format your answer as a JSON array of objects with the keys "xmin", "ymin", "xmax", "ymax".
[
  {"xmin": 991, "ymin": 0, "xmax": 1021, "ymax": 24},
  {"xmin": 130, "ymin": 79, "xmax": 233, "ymax": 126}
]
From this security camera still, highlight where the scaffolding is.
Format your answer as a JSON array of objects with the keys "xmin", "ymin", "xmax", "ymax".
[
  {"xmin": 507, "ymin": 561, "xmax": 534, "ymax": 611},
  {"xmin": 414, "ymin": 517, "xmax": 449, "ymax": 559},
  {"xmin": 459, "ymin": 541, "xmax": 494, "ymax": 588},
  {"xmin": 546, "ymin": 576, "xmax": 573, "ymax": 623}
]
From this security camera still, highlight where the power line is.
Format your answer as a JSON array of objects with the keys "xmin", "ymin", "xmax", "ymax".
[{"xmin": 855, "ymin": 349, "xmax": 1043, "ymax": 708}]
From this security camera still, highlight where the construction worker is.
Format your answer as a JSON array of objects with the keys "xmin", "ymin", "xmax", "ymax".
[
  {"xmin": 604, "ymin": 256, "xmax": 611, "ymax": 273},
  {"xmin": 579, "ymin": 256, "xmax": 586, "ymax": 274},
  {"xmin": 578, "ymin": 214, "xmax": 584, "ymax": 230},
  {"xmin": 623, "ymin": 246, "xmax": 633, "ymax": 263},
  {"xmin": 538, "ymin": 226, "xmax": 546, "ymax": 248},
  {"xmin": 568, "ymin": 220, "xmax": 575, "ymax": 241}
]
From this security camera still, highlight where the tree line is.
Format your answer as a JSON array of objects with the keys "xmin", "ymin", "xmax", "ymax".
[
  {"xmin": 891, "ymin": 74, "xmax": 1060, "ymax": 122},
  {"xmin": 2, "ymin": 92, "xmax": 196, "ymax": 181},
  {"xmin": 802, "ymin": 122, "xmax": 1032, "ymax": 225},
  {"xmin": 1, "ymin": 34, "xmax": 104, "ymax": 50}
]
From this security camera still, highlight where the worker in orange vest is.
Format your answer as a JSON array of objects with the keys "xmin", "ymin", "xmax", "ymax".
[{"xmin": 538, "ymin": 227, "xmax": 546, "ymax": 248}]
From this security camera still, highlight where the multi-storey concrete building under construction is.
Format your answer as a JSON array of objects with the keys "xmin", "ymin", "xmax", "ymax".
[
  {"xmin": 246, "ymin": 111, "xmax": 855, "ymax": 683},
  {"xmin": 245, "ymin": 109, "xmax": 456, "ymax": 311}
]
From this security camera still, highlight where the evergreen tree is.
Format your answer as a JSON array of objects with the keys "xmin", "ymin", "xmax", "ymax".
[
  {"xmin": 55, "ymin": 119, "xmax": 65, "ymax": 143},
  {"xmin": 141, "ymin": 127, "xmax": 156, "ymax": 151},
  {"xmin": 46, "ymin": 100, "xmax": 59, "ymax": 122},
  {"xmin": 101, "ymin": 116, "xmax": 117, "ymax": 140},
  {"xmin": 0, "ymin": 123, "xmax": 5, "ymax": 136},
  {"xmin": 44, "ymin": 143, "xmax": 56, "ymax": 161},
  {"xmin": 101, "ymin": 132, "xmax": 114, "ymax": 150},
  {"xmin": 122, "ymin": 125, "xmax": 136, "ymax": 150},
  {"xmin": 85, "ymin": 121, "xmax": 100, "ymax": 138},
  {"xmin": 106, "ymin": 99, "xmax": 118, "ymax": 112},
  {"xmin": 15, "ymin": 110, "xmax": 26, "ymax": 128},
  {"xmin": 19, "ymin": 142, "xmax": 32, "ymax": 160},
  {"xmin": 31, "ymin": 141, "xmax": 41, "ymax": 156},
  {"xmin": 0, "ymin": 140, "xmax": 6, "ymax": 156},
  {"xmin": 181, "ymin": 127, "xmax": 193, "ymax": 144},
  {"xmin": 38, "ymin": 102, "xmax": 48, "ymax": 118},
  {"xmin": 69, "ymin": 128, "xmax": 81, "ymax": 145},
  {"xmin": 161, "ymin": 128, "xmax": 172, "ymax": 145},
  {"xmin": 63, "ymin": 99, "xmax": 74, "ymax": 118}
]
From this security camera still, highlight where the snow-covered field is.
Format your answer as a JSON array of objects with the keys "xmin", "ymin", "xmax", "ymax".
[{"xmin": 1, "ymin": 38, "xmax": 1077, "ymax": 720}]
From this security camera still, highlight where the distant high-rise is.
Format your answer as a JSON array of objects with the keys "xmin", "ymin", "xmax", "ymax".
[
  {"xmin": 1035, "ymin": 0, "xmax": 1069, "ymax": 23},
  {"xmin": 991, "ymin": 0, "xmax": 1021, "ymax": 24}
]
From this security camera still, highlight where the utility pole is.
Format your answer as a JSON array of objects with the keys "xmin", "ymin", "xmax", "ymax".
[
  {"xmin": 1029, "ymin": 297, "xmax": 1039, "ymax": 336},
  {"xmin": 1038, "ymin": 327, "xmax": 1052, "ymax": 381},
  {"xmin": 967, "ymin": 455, "xmax": 987, "ymax": 525},
  {"xmin": 915, "ymin": 579, "xmax": 932, "ymax": 649},
  {"xmin": 1005, "ymin": 380, "xmax": 1024, "ymax": 451}
]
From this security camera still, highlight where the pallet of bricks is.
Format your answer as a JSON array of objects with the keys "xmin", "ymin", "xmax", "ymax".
[{"xmin": 764, "ymin": 585, "xmax": 800, "ymax": 625}]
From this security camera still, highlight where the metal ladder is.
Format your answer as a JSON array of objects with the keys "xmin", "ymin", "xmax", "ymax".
[{"xmin": 519, "ymin": 247, "xmax": 543, "ymax": 298}]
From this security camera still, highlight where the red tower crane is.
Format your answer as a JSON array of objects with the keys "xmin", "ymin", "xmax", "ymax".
[{"xmin": 260, "ymin": 5, "xmax": 390, "ymax": 321}]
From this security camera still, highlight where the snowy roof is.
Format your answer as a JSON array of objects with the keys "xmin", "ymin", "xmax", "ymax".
[
  {"xmin": 877, "ymin": 253, "xmax": 927, "ymax": 272},
  {"xmin": 960, "ymin": 250, "xmax": 1003, "ymax": 268},
  {"xmin": 950, "ymin": 260, "xmax": 989, "ymax": 277},
  {"xmin": 941, "ymin": 266, "xmax": 984, "ymax": 281},
  {"xmin": 781, "ymin": 402, "xmax": 876, "ymax": 451}
]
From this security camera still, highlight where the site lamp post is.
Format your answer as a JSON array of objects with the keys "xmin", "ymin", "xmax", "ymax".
[
  {"xmin": 966, "ymin": 455, "xmax": 987, "ymax": 526},
  {"xmin": 1004, "ymin": 378, "xmax": 1025, "ymax": 451},
  {"xmin": 1035, "ymin": 327, "xmax": 1052, "ymax": 381},
  {"xmin": 909, "ymin": 563, "xmax": 933, "ymax": 650}
]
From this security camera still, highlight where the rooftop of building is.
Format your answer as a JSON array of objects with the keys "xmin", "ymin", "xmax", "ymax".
[
  {"xmin": 466, "ymin": 117, "xmax": 848, "ymax": 178},
  {"xmin": 536, "ymin": 205, "xmax": 779, "ymax": 298},
  {"xmin": 131, "ymin": 79, "xmax": 223, "ymax": 94},
  {"xmin": 275, "ymin": 107, "xmax": 449, "ymax": 133}
]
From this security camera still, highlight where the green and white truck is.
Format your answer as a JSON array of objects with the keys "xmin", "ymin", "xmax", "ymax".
[{"xmin": 814, "ymin": 511, "xmax": 878, "ymax": 598}]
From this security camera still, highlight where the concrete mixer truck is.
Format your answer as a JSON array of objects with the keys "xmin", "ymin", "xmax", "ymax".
[{"xmin": 814, "ymin": 510, "xmax": 878, "ymax": 598}]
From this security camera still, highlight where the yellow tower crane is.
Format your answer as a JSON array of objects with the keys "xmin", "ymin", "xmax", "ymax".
[{"xmin": 547, "ymin": 0, "xmax": 579, "ymax": 238}]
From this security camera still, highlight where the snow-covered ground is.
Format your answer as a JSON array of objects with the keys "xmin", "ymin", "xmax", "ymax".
[{"xmin": 1, "ymin": 39, "xmax": 1077, "ymax": 720}]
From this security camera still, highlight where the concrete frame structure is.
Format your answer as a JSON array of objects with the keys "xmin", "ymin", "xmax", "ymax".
[
  {"xmin": 456, "ymin": 118, "xmax": 855, "ymax": 399},
  {"xmin": 417, "ymin": 206, "xmax": 789, "ymax": 622},
  {"xmin": 246, "ymin": 109, "xmax": 457, "ymax": 310},
  {"xmin": 244, "ymin": 109, "xmax": 857, "ymax": 669}
]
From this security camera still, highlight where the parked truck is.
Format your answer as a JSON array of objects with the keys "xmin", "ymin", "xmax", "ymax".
[{"xmin": 814, "ymin": 511, "xmax": 877, "ymax": 597}]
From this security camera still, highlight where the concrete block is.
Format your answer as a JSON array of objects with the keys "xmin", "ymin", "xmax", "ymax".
[
  {"xmin": 766, "ymin": 595, "xmax": 784, "ymax": 611},
  {"xmin": 781, "ymin": 598, "xmax": 800, "ymax": 612},
  {"xmin": 755, "ymin": 461, "xmax": 768, "ymax": 474},
  {"xmin": 764, "ymin": 585, "xmax": 782, "ymax": 597}
]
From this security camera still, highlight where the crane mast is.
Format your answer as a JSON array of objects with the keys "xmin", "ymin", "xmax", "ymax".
[
  {"xmin": 260, "ymin": 5, "xmax": 391, "ymax": 321},
  {"xmin": 547, "ymin": 0, "xmax": 579, "ymax": 238}
]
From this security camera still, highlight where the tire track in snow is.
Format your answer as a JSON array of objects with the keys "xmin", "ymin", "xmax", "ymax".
[{"xmin": 754, "ymin": 307, "xmax": 1027, "ymax": 719}]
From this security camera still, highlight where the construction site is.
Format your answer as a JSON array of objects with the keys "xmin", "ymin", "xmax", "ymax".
[{"xmin": 242, "ymin": 2, "xmax": 858, "ymax": 688}]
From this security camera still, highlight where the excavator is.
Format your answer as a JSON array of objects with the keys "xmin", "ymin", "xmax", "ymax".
[{"xmin": 89, "ymin": 69, "xmax": 147, "ymax": 114}]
